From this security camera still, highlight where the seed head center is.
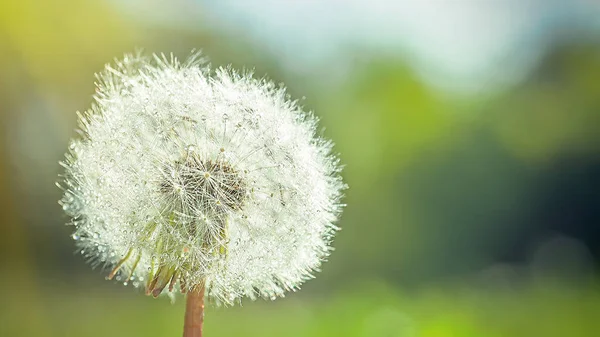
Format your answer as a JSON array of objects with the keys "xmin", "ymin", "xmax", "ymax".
[{"xmin": 160, "ymin": 152, "xmax": 247, "ymax": 214}]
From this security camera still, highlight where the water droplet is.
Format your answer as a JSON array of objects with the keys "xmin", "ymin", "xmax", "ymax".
[{"xmin": 71, "ymin": 234, "xmax": 80, "ymax": 240}]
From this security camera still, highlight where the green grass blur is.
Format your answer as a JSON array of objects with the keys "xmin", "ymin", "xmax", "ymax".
[
  {"xmin": 2, "ymin": 275, "xmax": 599, "ymax": 337},
  {"xmin": 1, "ymin": 1, "xmax": 600, "ymax": 336}
]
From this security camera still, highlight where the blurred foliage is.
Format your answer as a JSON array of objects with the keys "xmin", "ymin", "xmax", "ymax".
[
  {"xmin": 1, "ymin": 276, "xmax": 599, "ymax": 337},
  {"xmin": 1, "ymin": 1, "xmax": 600, "ymax": 336}
]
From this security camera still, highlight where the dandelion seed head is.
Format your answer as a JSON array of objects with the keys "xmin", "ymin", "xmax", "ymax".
[{"xmin": 59, "ymin": 52, "xmax": 345, "ymax": 305}]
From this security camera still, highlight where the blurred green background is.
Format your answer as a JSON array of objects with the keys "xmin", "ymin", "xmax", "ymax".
[{"xmin": 1, "ymin": 1, "xmax": 600, "ymax": 336}]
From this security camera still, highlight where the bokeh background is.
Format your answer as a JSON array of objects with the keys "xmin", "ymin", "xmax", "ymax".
[{"xmin": 2, "ymin": 1, "xmax": 600, "ymax": 336}]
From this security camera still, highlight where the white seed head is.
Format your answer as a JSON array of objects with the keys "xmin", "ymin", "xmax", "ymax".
[{"xmin": 58, "ymin": 52, "xmax": 345, "ymax": 305}]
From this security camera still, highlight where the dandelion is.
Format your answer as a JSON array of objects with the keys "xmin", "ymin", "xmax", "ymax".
[{"xmin": 58, "ymin": 52, "xmax": 345, "ymax": 336}]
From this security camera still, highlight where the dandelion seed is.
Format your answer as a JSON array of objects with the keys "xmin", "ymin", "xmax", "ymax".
[{"xmin": 59, "ymin": 51, "xmax": 346, "ymax": 335}]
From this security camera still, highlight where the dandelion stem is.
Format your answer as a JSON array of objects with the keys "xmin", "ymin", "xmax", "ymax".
[{"xmin": 183, "ymin": 284, "xmax": 205, "ymax": 337}]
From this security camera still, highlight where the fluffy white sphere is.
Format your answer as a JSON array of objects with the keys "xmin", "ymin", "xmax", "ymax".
[{"xmin": 59, "ymin": 53, "xmax": 345, "ymax": 305}]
